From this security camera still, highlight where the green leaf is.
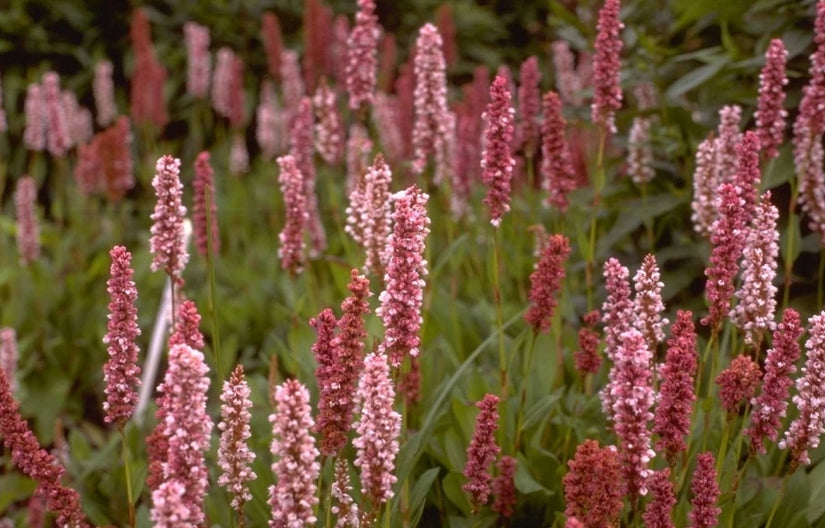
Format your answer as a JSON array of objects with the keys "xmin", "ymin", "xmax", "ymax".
[
  {"xmin": 666, "ymin": 58, "xmax": 728, "ymax": 100},
  {"xmin": 807, "ymin": 461, "xmax": 825, "ymax": 523},
  {"xmin": 409, "ymin": 468, "xmax": 440, "ymax": 526},
  {"xmin": 442, "ymin": 471, "xmax": 472, "ymax": 514},
  {"xmin": 522, "ymin": 392, "xmax": 562, "ymax": 430}
]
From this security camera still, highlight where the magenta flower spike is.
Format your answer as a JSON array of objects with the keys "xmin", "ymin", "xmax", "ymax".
[
  {"xmin": 734, "ymin": 131, "xmax": 762, "ymax": 222},
  {"xmin": 552, "ymin": 40, "xmax": 581, "ymax": 106},
  {"xmin": 756, "ymin": 39, "xmax": 788, "ymax": 159},
  {"xmin": 377, "ymin": 185, "xmax": 430, "ymax": 368},
  {"xmin": 591, "ymin": 0, "xmax": 624, "ymax": 134},
  {"xmin": 276, "ymin": 154, "xmax": 308, "ymax": 274},
  {"xmin": 353, "ymin": 353, "xmax": 401, "ymax": 508},
  {"xmin": 563, "ymin": 439, "xmax": 623, "ymax": 528},
  {"xmin": 411, "ymin": 23, "xmax": 450, "ymax": 179},
  {"xmin": 184, "ymin": 22, "xmax": 211, "ymax": 99},
  {"xmin": 345, "ymin": 0, "xmax": 380, "ymax": 113},
  {"xmin": 169, "ymin": 299, "xmax": 205, "ymax": 351},
  {"xmin": 481, "ymin": 76, "xmax": 516, "ymax": 227},
  {"xmin": 15, "ymin": 176, "xmax": 40, "ymax": 266},
  {"xmin": 492, "ymin": 455, "xmax": 517, "ymax": 519},
  {"xmin": 193, "ymin": 151, "xmax": 220, "ymax": 256},
  {"xmin": 94, "ymin": 61, "xmax": 117, "ymax": 127},
  {"xmin": 716, "ymin": 355, "xmax": 762, "ymax": 414},
  {"xmin": 688, "ymin": 452, "xmax": 721, "ymax": 528},
  {"xmin": 262, "ymin": 12, "xmax": 284, "ymax": 81},
  {"xmin": 642, "ymin": 469, "xmax": 676, "ymax": 528},
  {"xmin": 541, "ymin": 90, "xmax": 577, "ymax": 211},
  {"xmin": 217, "ymin": 365, "xmax": 257, "ymax": 512},
  {"xmin": 102, "ymin": 246, "xmax": 142, "ymax": 429},
  {"xmin": 524, "ymin": 234, "xmax": 570, "ymax": 334},
  {"xmin": 780, "ymin": 311, "xmax": 825, "ymax": 466},
  {"xmin": 149, "ymin": 155, "xmax": 189, "ymax": 279},
  {"xmin": 746, "ymin": 309, "xmax": 803, "ymax": 454},
  {"xmin": 517, "ymin": 56, "xmax": 541, "ymax": 156},
  {"xmin": 290, "ymin": 97, "xmax": 326, "ymax": 257},
  {"xmin": 463, "ymin": 394, "xmax": 501, "ymax": 513}
]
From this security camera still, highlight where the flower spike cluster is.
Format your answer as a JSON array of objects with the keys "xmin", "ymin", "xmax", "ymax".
[
  {"xmin": 217, "ymin": 365, "xmax": 257, "ymax": 512},
  {"xmin": 689, "ymin": 452, "xmax": 721, "ymax": 528},
  {"xmin": 276, "ymin": 154, "xmax": 308, "ymax": 274},
  {"xmin": 481, "ymin": 76, "xmax": 516, "ymax": 227},
  {"xmin": 756, "ymin": 39, "xmax": 788, "ymax": 159},
  {"xmin": 193, "ymin": 151, "xmax": 220, "ymax": 256},
  {"xmin": 541, "ymin": 90, "xmax": 577, "ymax": 211},
  {"xmin": 633, "ymin": 253, "xmax": 668, "ymax": 351},
  {"xmin": 524, "ymin": 234, "xmax": 570, "ymax": 334},
  {"xmin": 150, "ymin": 155, "xmax": 188, "ymax": 279},
  {"xmin": 411, "ymin": 23, "xmax": 450, "ymax": 178},
  {"xmin": 463, "ymin": 394, "xmax": 501, "ymax": 513},
  {"xmin": 563, "ymin": 439, "xmax": 623, "ymax": 527},
  {"xmin": 591, "ymin": 0, "xmax": 624, "ymax": 133},
  {"xmin": 345, "ymin": 0, "xmax": 380, "ymax": 113}
]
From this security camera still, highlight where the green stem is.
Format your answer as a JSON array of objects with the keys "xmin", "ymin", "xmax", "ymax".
[
  {"xmin": 119, "ymin": 429, "xmax": 136, "ymax": 528},
  {"xmin": 492, "ymin": 228, "xmax": 507, "ymax": 398},
  {"xmin": 205, "ymin": 186, "xmax": 224, "ymax": 379},
  {"xmin": 640, "ymin": 183, "xmax": 654, "ymax": 250},
  {"xmin": 585, "ymin": 129, "xmax": 607, "ymax": 311},
  {"xmin": 783, "ymin": 148, "xmax": 802, "ymax": 307},
  {"xmin": 513, "ymin": 330, "xmax": 537, "ymax": 452},
  {"xmin": 764, "ymin": 474, "xmax": 791, "ymax": 528}
]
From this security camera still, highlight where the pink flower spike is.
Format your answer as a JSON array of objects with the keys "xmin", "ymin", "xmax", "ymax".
[
  {"xmin": 184, "ymin": 22, "xmax": 211, "ymax": 99},
  {"xmin": 377, "ymin": 185, "xmax": 430, "ymax": 368},
  {"xmin": 256, "ymin": 80, "xmax": 285, "ymax": 160},
  {"xmin": 42, "ymin": 72, "xmax": 70, "ymax": 157},
  {"xmin": 481, "ymin": 76, "xmax": 516, "ymax": 227},
  {"xmin": 642, "ymin": 469, "xmax": 676, "ymax": 528},
  {"xmin": 331, "ymin": 459, "xmax": 360, "ymax": 528},
  {"xmin": 276, "ymin": 154, "xmax": 308, "ymax": 274},
  {"xmin": 353, "ymin": 353, "xmax": 401, "ymax": 508},
  {"xmin": 193, "ymin": 151, "xmax": 220, "ymax": 256},
  {"xmin": 313, "ymin": 80, "xmax": 344, "ymax": 165},
  {"xmin": 290, "ymin": 97, "xmax": 326, "ymax": 257},
  {"xmin": 780, "ymin": 310, "xmax": 825, "ymax": 466},
  {"xmin": 628, "ymin": 116, "xmax": 654, "ymax": 184},
  {"xmin": 552, "ymin": 40, "xmax": 580, "ymax": 106},
  {"xmin": 691, "ymin": 138, "xmax": 719, "ymax": 237},
  {"xmin": 525, "ymin": 234, "xmax": 570, "ymax": 334},
  {"xmin": 463, "ymin": 394, "xmax": 501, "ymax": 512},
  {"xmin": 633, "ymin": 253, "xmax": 669, "ymax": 351},
  {"xmin": 94, "ymin": 61, "xmax": 117, "ymax": 127},
  {"xmin": 517, "ymin": 56, "xmax": 541, "ymax": 156},
  {"xmin": 217, "ymin": 365, "xmax": 257, "ymax": 512},
  {"xmin": 716, "ymin": 355, "xmax": 762, "ymax": 414},
  {"xmin": 492, "ymin": 455, "xmax": 517, "ymax": 519},
  {"xmin": 345, "ymin": 0, "xmax": 380, "ymax": 113},
  {"xmin": 23, "ymin": 83, "xmax": 46, "ymax": 152},
  {"xmin": 411, "ymin": 23, "xmax": 450, "ymax": 178},
  {"xmin": 600, "ymin": 257, "xmax": 633, "ymax": 421},
  {"xmin": 574, "ymin": 311, "xmax": 602, "ymax": 375},
  {"xmin": 0, "ymin": 328, "xmax": 17, "ymax": 395},
  {"xmin": 756, "ymin": 39, "xmax": 788, "ymax": 159},
  {"xmin": 168, "ymin": 300, "xmax": 205, "ymax": 351},
  {"xmin": 345, "ymin": 153, "xmax": 393, "ymax": 277},
  {"xmin": 688, "ymin": 452, "xmax": 721, "ymax": 528},
  {"xmin": 102, "ymin": 245, "xmax": 142, "ymax": 429},
  {"xmin": 746, "ymin": 308, "xmax": 803, "ymax": 454},
  {"xmin": 734, "ymin": 131, "xmax": 762, "ymax": 222},
  {"xmin": 261, "ymin": 12, "xmax": 284, "ymax": 81},
  {"xmin": 149, "ymin": 155, "xmax": 189, "ymax": 279},
  {"xmin": 563, "ymin": 439, "xmax": 624, "ymax": 527},
  {"xmin": 15, "ymin": 176, "xmax": 40, "ymax": 266},
  {"xmin": 591, "ymin": 0, "xmax": 624, "ymax": 133},
  {"xmin": 541, "ymin": 91, "xmax": 577, "ymax": 211}
]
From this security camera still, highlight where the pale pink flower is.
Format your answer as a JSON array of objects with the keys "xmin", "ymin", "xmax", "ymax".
[
  {"xmin": 346, "ymin": 123, "xmax": 373, "ymax": 194},
  {"xmin": 714, "ymin": 105, "xmax": 742, "ymax": 188},
  {"xmin": 345, "ymin": 0, "xmax": 380, "ymax": 113},
  {"xmin": 313, "ymin": 80, "xmax": 344, "ymax": 164},
  {"xmin": 633, "ymin": 253, "xmax": 668, "ymax": 351},
  {"xmin": 42, "ymin": 72, "xmax": 70, "ymax": 157},
  {"xmin": 64, "ymin": 93, "xmax": 92, "ymax": 147},
  {"xmin": 756, "ymin": 39, "xmax": 788, "ymax": 159},
  {"xmin": 690, "ymin": 138, "xmax": 718, "ymax": 237},
  {"xmin": 463, "ymin": 394, "xmax": 501, "ymax": 512},
  {"xmin": 552, "ymin": 40, "xmax": 581, "ymax": 106},
  {"xmin": 591, "ymin": 0, "xmax": 624, "ymax": 133},
  {"xmin": 184, "ymin": 22, "xmax": 211, "ymax": 99},
  {"xmin": 377, "ymin": 186, "xmax": 430, "ymax": 367},
  {"xmin": 280, "ymin": 50, "xmax": 305, "ymax": 116},
  {"xmin": 269, "ymin": 379, "xmax": 320, "ymax": 527},
  {"xmin": 346, "ymin": 154, "xmax": 393, "ymax": 276},
  {"xmin": 149, "ymin": 155, "xmax": 189, "ymax": 278},
  {"xmin": 411, "ymin": 23, "xmax": 450, "ymax": 178},
  {"xmin": 517, "ymin": 56, "xmax": 541, "ymax": 156},
  {"xmin": 0, "ymin": 328, "xmax": 17, "ymax": 395},
  {"xmin": 290, "ymin": 97, "xmax": 325, "ymax": 256},
  {"xmin": 331, "ymin": 459, "xmax": 360, "ymax": 528},
  {"xmin": 94, "ymin": 61, "xmax": 117, "ymax": 126},
  {"xmin": 193, "ymin": 151, "xmax": 220, "ymax": 256},
  {"xmin": 628, "ymin": 116, "xmax": 654, "ymax": 184},
  {"xmin": 277, "ymin": 154, "xmax": 308, "ymax": 274},
  {"xmin": 151, "ymin": 480, "xmax": 192, "ymax": 528},
  {"xmin": 212, "ymin": 47, "xmax": 245, "ymax": 127},
  {"xmin": 746, "ymin": 309, "xmax": 803, "ymax": 454},
  {"xmin": 354, "ymin": 353, "xmax": 401, "ymax": 507},
  {"xmin": 372, "ymin": 93, "xmax": 405, "ymax": 163},
  {"xmin": 102, "ymin": 246, "xmax": 142, "ymax": 428},
  {"xmin": 15, "ymin": 176, "xmax": 40, "ymax": 266},
  {"xmin": 229, "ymin": 134, "xmax": 249, "ymax": 177},
  {"xmin": 218, "ymin": 365, "xmax": 257, "ymax": 511},
  {"xmin": 601, "ymin": 257, "xmax": 634, "ymax": 421},
  {"xmin": 541, "ymin": 90, "xmax": 577, "ymax": 211},
  {"xmin": 481, "ymin": 76, "xmax": 516, "ymax": 227},
  {"xmin": 169, "ymin": 299, "xmax": 204, "ymax": 351},
  {"xmin": 151, "ymin": 343, "xmax": 213, "ymax": 525},
  {"xmin": 688, "ymin": 452, "xmax": 721, "ymax": 528},
  {"xmin": 780, "ymin": 310, "xmax": 825, "ymax": 465},
  {"xmin": 731, "ymin": 192, "xmax": 778, "ymax": 346},
  {"xmin": 23, "ymin": 83, "xmax": 46, "ymax": 151},
  {"xmin": 256, "ymin": 80, "xmax": 285, "ymax": 159}
]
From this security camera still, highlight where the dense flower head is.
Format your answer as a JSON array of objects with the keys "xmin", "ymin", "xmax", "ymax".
[
  {"xmin": 150, "ymin": 155, "xmax": 189, "ymax": 278},
  {"xmin": 492, "ymin": 455, "xmax": 517, "ymax": 519},
  {"xmin": 217, "ymin": 365, "xmax": 257, "ymax": 510},
  {"xmin": 609, "ymin": 329, "xmax": 655, "ymax": 498},
  {"xmin": 746, "ymin": 309, "xmax": 803, "ymax": 454},
  {"xmin": 290, "ymin": 97, "xmax": 326, "ymax": 257},
  {"xmin": 94, "ymin": 60, "xmax": 117, "ymax": 126},
  {"xmin": 168, "ymin": 300, "xmax": 205, "ymax": 351},
  {"xmin": 714, "ymin": 105, "xmax": 742, "ymax": 187},
  {"xmin": 331, "ymin": 459, "xmax": 360, "ymax": 528},
  {"xmin": 98, "ymin": 116, "xmax": 135, "ymax": 201},
  {"xmin": 345, "ymin": 0, "xmax": 380, "ymax": 112},
  {"xmin": 716, "ymin": 354, "xmax": 762, "ymax": 413},
  {"xmin": 192, "ymin": 151, "xmax": 220, "ymax": 256},
  {"xmin": 212, "ymin": 48, "xmax": 245, "ymax": 127},
  {"xmin": 601, "ymin": 257, "xmax": 633, "ymax": 362},
  {"xmin": 688, "ymin": 452, "xmax": 721, "ymax": 528},
  {"xmin": 517, "ymin": 56, "xmax": 541, "ymax": 155},
  {"xmin": 552, "ymin": 40, "xmax": 581, "ymax": 106},
  {"xmin": 151, "ymin": 343, "xmax": 213, "ymax": 526},
  {"xmin": 525, "ymin": 234, "xmax": 571, "ymax": 334},
  {"xmin": 691, "ymin": 138, "xmax": 719, "ymax": 237},
  {"xmin": 481, "ymin": 76, "xmax": 516, "ymax": 227},
  {"xmin": 280, "ymin": 50, "xmax": 305, "ymax": 116},
  {"xmin": 628, "ymin": 116, "xmax": 654, "ymax": 184},
  {"xmin": 0, "ymin": 368, "xmax": 89, "ymax": 528},
  {"xmin": 372, "ymin": 93, "xmax": 405, "ymax": 163},
  {"xmin": 642, "ymin": 469, "xmax": 676, "ymax": 528},
  {"xmin": 563, "ymin": 439, "xmax": 624, "ymax": 528},
  {"xmin": 451, "ymin": 104, "xmax": 478, "ymax": 219},
  {"xmin": 411, "ymin": 23, "xmax": 451, "ymax": 179},
  {"xmin": 353, "ymin": 352, "xmax": 401, "ymax": 506},
  {"xmin": 653, "ymin": 310, "xmax": 698, "ymax": 463},
  {"xmin": 301, "ymin": 0, "xmax": 333, "ymax": 92},
  {"xmin": 734, "ymin": 131, "xmax": 762, "ymax": 221},
  {"xmin": 261, "ymin": 12, "xmax": 284, "ymax": 80},
  {"xmin": 184, "ymin": 22, "xmax": 211, "ymax": 99},
  {"xmin": 591, "ymin": 0, "xmax": 624, "ymax": 133},
  {"xmin": 269, "ymin": 379, "xmax": 320, "ymax": 527},
  {"xmin": 701, "ymin": 183, "xmax": 747, "ymax": 330},
  {"xmin": 796, "ymin": 130, "xmax": 825, "ymax": 242},
  {"xmin": 42, "ymin": 71, "xmax": 70, "ymax": 157},
  {"xmin": 256, "ymin": 80, "xmax": 285, "ymax": 160},
  {"xmin": 63, "ymin": 91, "xmax": 92, "ymax": 147},
  {"xmin": 151, "ymin": 480, "xmax": 192, "ymax": 528},
  {"xmin": 756, "ymin": 39, "xmax": 788, "ymax": 159},
  {"xmin": 0, "ymin": 328, "xmax": 17, "ymax": 395},
  {"xmin": 463, "ymin": 394, "xmax": 501, "ymax": 512},
  {"xmin": 276, "ymin": 154, "xmax": 308, "ymax": 274},
  {"xmin": 102, "ymin": 246, "xmax": 142, "ymax": 428},
  {"xmin": 15, "ymin": 176, "xmax": 40, "ymax": 266},
  {"xmin": 731, "ymin": 192, "xmax": 778, "ymax": 346},
  {"xmin": 780, "ymin": 311, "xmax": 825, "ymax": 465},
  {"xmin": 24, "ymin": 83, "xmax": 46, "ymax": 151},
  {"xmin": 575, "ymin": 310, "xmax": 602, "ymax": 374},
  {"xmin": 541, "ymin": 90, "xmax": 577, "ymax": 211},
  {"xmin": 377, "ymin": 185, "xmax": 430, "ymax": 367},
  {"xmin": 313, "ymin": 80, "xmax": 344, "ymax": 165},
  {"xmin": 130, "ymin": 9, "xmax": 168, "ymax": 129},
  {"xmin": 633, "ymin": 253, "xmax": 668, "ymax": 351}
]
